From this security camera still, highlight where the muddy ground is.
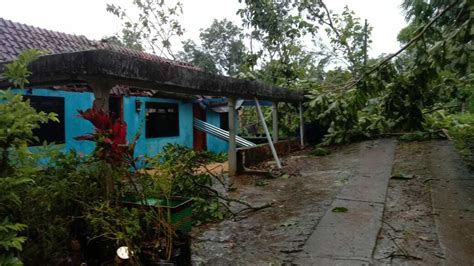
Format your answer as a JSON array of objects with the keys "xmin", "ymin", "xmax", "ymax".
[
  {"xmin": 191, "ymin": 144, "xmax": 360, "ymax": 264},
  {"xmin": 190, "ymin": 140, "xmax": 473, "ymax": 265},
  {"xmin": 373, "ymin": 141, "xmax": 445, "ymax": 264}
]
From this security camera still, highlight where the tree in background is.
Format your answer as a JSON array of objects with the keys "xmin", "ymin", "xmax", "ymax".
[
  {"xmin": 237, "ymin": 0, "xmax": 317, "ymax": 85},
  {"xmin": 235, "ymin": 0, "xmax": 373, "ymax": 136},
  {"xmin": 178, "ymin": 19, "xmax": 247, "ymax": 75},
  {"xmin": 106, "ymin": 0, "xmax": 185, "ymax": 59},
  {"xmin": 178, "ymin": 40, "xmax": 220, "ymax": 74},
  {"xmin": 200, "ymin": 19, "xmax": 247, "ymax": 76},
  {"xmin": 316, "ymin": 5, "xmax": 372, "ymax": 77}
]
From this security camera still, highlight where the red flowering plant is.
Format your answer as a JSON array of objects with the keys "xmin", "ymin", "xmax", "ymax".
[{"xmin": 75, "ymin": 108, "xmax": 136, "ymax": 167}]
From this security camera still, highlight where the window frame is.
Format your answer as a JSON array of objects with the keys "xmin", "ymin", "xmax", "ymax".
[
  {"xmin": 23, "ymin": 94, "xmax": 66, "ymax": 146},
  {"xmin": 145, "ymin": 101, "xmax": 180, "ymax": 138}
]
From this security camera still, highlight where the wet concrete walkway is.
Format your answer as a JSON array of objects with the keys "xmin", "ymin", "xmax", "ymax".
[
  {"xmin": 191, "ymin": 139, "xmax": 474, "ymax": 265},
  {"xmin": 429, "ymin": 141, "xmax": 474, "ymax": 265},
  {"xmin": 294, "ymin": 139, "xmax": 396, "ymax": 265}
]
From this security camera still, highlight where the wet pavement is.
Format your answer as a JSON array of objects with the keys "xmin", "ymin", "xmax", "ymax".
[
  {"xmin": 190, "ymin": 140, "xmax": 474, "ymax": 265},
  {"xmin": 429, "ymin": 141, "xmax": 474, "ymax": 265},
  {"xmin": 373, "ymin": 141, "xmax": 474, "ymax": 265},
  {"xmin": 294, "ymin": 139, "xmax": 396, "ymax": 265},
  {"xmin": 191, "ymin": 142, "xmax": 362, "ymax": 264}
]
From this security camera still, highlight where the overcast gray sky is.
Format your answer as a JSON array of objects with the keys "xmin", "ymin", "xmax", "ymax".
[{"xmin": 0, "ymin": 0, "xmax": 407, "ymax": 57}]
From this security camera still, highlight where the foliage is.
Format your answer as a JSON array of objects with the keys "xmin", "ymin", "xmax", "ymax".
[
  {"xmin": 199, "ymin": 19, "xmax": 247, "ymax": 75},
  {"xmin": 84, "ymin": 201, "xmax": 143, "ymax": 256},
  {"xmin": 236, "ymin": 0, "xmax": 472, "ymax": 151},
  {"xmin": 0, "ymin": 50, "xmax": 57, "ymax": 265},
  {"xmin": 201, "ymin": 150, "xmax": 228, "ymax": 163},
  {"xmin": 237, "ymin": 0, "xmax": 318, "ymax": 85},
  {"xmin": 0, "ymin": 49, "xmax": 245, "ymax": 265},
  {"xmin": 0, "ymin": 49, "xmax": 57, "ymax": 176},
  {"xmin": 178, "ymin": 40, "xmax": 220, "ymax": 74},
  {"xmin": 145, "ymin": 144, "xmax": 225, "ymax": 222},
  {"xmin": 75, "ymin": 108, "xmax": 133, "ymax": 166},
  {"xmin": 235, "ymin": 1, "xmax": 373, "ymax": 138},
  {"xmin": 0, "ymin": 91, "xmax": 59, "ymax": 174},
  {"xmin": 1, "ymin": 49, "xmax": 44, "ymax": 88},
  {"xmin": 18, "ymin": 148, "xmax": 102, "ymax": 263},
  {"xmin": 320, "ymin": 5, "xmax": 372, "ymax": 75},
  {"xmin": 238, "ymin": 0, "xmax": 315, "ymax": 52},
  {"xmin": 73, "ymin": 114, "xmax": 229, "ymax": 261},
  {"xmin": 427, "ymin": 111, "xmax": 474, "ymax": 167},
  {"xmin": 0, "ymin": 181, "xmax": 28, "ymax": 266},
  {"xmin": 301, "ymin": 0, "xmax": 472, "ymax": 146},
  {"xmin": 107, "ymin": 0, "xmax": 184, "ymax": 58},
  {"xmin": 178, "ymin": 19, "xmax": 247, "ymax": 75},
  {"xmin": 310, "ymin": 147, "xmax": 330, "ymax": 156}
]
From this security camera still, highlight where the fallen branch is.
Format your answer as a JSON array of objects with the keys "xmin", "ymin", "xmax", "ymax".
[
  {"xmin": 185, "ymin": 170, "xmax": 273, "ymax": 217},
  {"xmin": 364, "ymin": 0, "xmax": 459, "ymax": 78},
  {"xmin": 422, "ymin": 178, "xmax": 440, "ymax": 184},
  {"xmin": 321, "ymin": 0, "xmax": 460, "ymax": 92},
  {"xmin": 381, "ymin": 220, "xmax": 401, "ymax": 233},
  {"xmin": 383, "ymin": 252, "xmax": 423, "ymax": 261}
]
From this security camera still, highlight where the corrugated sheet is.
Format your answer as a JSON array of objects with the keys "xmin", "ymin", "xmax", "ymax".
[{"xmin": 194, "ymin": 118, "xmax": 256, "ymax": 148}]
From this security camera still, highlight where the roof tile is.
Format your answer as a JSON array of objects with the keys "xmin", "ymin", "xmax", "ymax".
[{"xmin": 0, "ymin": 17, "xmax": 200, "ymax": 71}]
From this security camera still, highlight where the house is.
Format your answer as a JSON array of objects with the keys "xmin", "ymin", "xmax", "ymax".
[
  {"xmin": 0, "ymin": 17, "xmax": 304, "ymax": 175},
  {"xmin": 0, "ymin": 17, "xmax": 229, "ymax": 156}
]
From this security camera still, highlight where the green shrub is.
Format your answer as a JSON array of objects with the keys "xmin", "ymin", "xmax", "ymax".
[{"xmin": 0, "ymin": 49, "xmax": 57, "ymax": 265}]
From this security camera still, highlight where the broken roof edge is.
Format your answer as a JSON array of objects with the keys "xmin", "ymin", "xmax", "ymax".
[{"xmin": 0, "ymin": 49, "xmax": 305, "ymax": 103}]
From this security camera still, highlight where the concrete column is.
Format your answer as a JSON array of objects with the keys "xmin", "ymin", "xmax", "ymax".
[
  {"xmin": 89, "ymin": 79, "xmax": 113, "ymax": 112},
  {"xmin": 299, "ymin": 102, "xmax": 304, "ymax": 148},
  {"xmin": 88, "ymin": 79, "xmax": 113, "ymax": 198},
  {"xmin": 228, "ymin": 98, "xmax": 237, "ymax": 176},
  {"xmin": 272, "ymin": 102, "xmax": 278, "ymax": 143}
]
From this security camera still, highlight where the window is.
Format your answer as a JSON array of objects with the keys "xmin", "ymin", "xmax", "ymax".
[
  {"xmin": 220, "ymin": 112, "xmax": 229, "ymax": 131},
  {"xmin": 109, "ymin": 96, "xmax": 122, "ymax": 121},
  {"xmin": 145, "ymin": 102, "xmax": 179, "ymax": 138},
  {"xmin": 23, "ymin": 95, "xmax": 65, "ymax": 145}
]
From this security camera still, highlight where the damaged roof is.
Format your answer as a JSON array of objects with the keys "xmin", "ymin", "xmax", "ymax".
[
  {"xmin": 0, "ymin": 17, "xmax": 304, "ymax": 102},
  {"xmin": 0, "ymin": 17, "xmax": 199, "ymax": 70}
]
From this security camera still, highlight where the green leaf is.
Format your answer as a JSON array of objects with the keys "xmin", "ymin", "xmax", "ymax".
[{"xmin": 332, "ymin": 207, "xmax": 348, "ymax": 213}]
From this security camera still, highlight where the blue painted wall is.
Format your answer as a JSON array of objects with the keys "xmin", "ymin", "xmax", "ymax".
[
  {"xmin": 11, "ymin": 88, "xmax": 228, "ymax": 157},
  {"xmin": 12, "ymin": 88, "xmax": 96, "ymax": 155},
  {"xmin": 123, "ymin": 96, "xmax": 194, "ymax": 157},
  {"xmin": 206, "ymin": 110, "xmax": 228, "ymax": 154}
]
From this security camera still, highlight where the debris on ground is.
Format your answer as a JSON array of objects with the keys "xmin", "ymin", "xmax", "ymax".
[{"xmin": 310, "ymin": 147, "xmax": 331, "ymax": 156}]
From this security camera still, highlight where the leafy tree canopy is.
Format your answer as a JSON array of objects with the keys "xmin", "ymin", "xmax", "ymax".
[{"xmin": 178, "ymin": 19, "xmax": 247, "ymax": 75}]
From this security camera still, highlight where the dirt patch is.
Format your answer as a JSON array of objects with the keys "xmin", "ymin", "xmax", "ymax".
[
  {"xmin": 373, "ymin": 141, "xmax": 445, "ymax": 264},
  {"xmin": 190, "ymin": 144, "xmax": 363, "ymax": 265}
]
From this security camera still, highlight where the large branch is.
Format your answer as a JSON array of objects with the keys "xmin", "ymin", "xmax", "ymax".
[
  {"xmin": 310, "ymin": 0, "xmax": 460, "ymax": 94},
  {"xmin": 318, "ymin": 0, "xmax": 357, "ymax": 70},
  {"xmin": 348, "ymin": 0, "xmax": 460, "ymax": 88}
]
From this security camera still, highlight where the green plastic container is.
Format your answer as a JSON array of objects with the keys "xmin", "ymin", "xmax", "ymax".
[{"xmin": 123, "ymin": 197, "xmax": 193, "ymax": 234}]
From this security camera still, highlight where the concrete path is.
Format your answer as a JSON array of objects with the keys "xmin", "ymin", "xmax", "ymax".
[
  {"xmin": 429, "ymin": 141, "xmax": 474, "ymax": 265},
  {"xmin": 294, "ymin": 139, "xmax": 396, "ymax": 265}
]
